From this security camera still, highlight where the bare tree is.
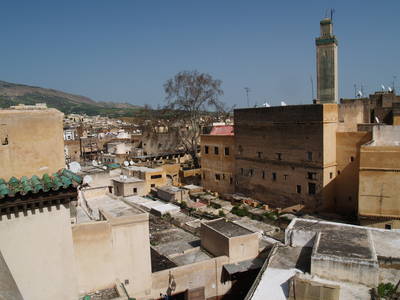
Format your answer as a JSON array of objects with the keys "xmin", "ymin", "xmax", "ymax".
[{"xmin": 164, "ymin": 70, "xmax": 224, "ymax": 167}]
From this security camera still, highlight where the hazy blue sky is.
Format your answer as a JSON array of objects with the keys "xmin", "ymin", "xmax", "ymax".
[{"xmin": 1, "ymin": 1, "xmax": 399, "ymax": 108}]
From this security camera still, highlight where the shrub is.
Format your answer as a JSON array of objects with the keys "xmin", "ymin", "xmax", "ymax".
[
  {"xmin": 218, "ymin": 210, "xmax": 225, "ymax": 217},
  {"xmin": 231, "ymin": 206, "xmax": 249, "ymax": 217},
  {"xmin": 377, "ymin": 282, "xmax": 395, "ymax": 298}
]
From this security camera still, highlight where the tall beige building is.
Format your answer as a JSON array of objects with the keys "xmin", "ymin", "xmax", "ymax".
[
  {"xmin": 0, "ymin": 104, "xmax": 65, "ymax": 180},
  {"xmin": 316, "ymin": 18, "xmax": 338, "ymax": 103}
]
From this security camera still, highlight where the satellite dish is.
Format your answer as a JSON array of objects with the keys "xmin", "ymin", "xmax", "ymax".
[
  {"xmin": 69, "ymin": 162, "xmax": 81, "ymax": 173},
  {"xmin": 357, "ymin": 90, "xmax": 363, "ymax": 97},
  {"xmin": 92, "ymin": 160, "xmax": 98, "ymax": 167},
  {"xmin": 129, "ymin": 160, "xmax": 134, "ymax": 166},
  {"xmin": 123, "ymin": 161, "xmax": 129, "ymax": 167},
  {"xmin": 263, "ymin": 102, "xmax": 270, "ymax": 107},
  {"xmin": 102, "ymin": 166, "xmax": 107, "ymax": 170},
  {"xmin": 375, "ymin": 116, "xmax": 380, "ymax": 123},
  {"xmin": 388, "ymin": 87, "xmax": 393, "ymax": 92},
  {"xmin": 381, "ymin": 84, "xmax": 386, "ymax": 91},
  {"xmin": 83, "ymin": 175, "xmax": 93, "ymax": 185},
  {"xmin": 281, "ymin": 101, "xmax": 287, "ymax": 106}
]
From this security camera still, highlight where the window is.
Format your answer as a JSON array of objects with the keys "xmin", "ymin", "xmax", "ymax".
[
  {"xmin": 203, "ymin": 172, "xmax": 206, "ymax": 179},
  {"xmin": 133, "ymin": 188, "xmax": 137, "ymax": 194},
  {"xmin": 296, "ymin": 185, "xmax": 301, "ymax": 194},
  {"xmin": 238, "ymin": 145, "xmax": 243, "ymax": 154},
  {"xmin": 215, "ymin": 174, "xmax": 221, "ymax": 181},
  {"xmin": 151, "ymin": 184, "xmax": 155, "ymax": 188},
  {"xmin": 272, "ymin": 173, "xmax": 277, "ymax": 181},
  {"xmin": 240, "ymin": 168, "xmax": 244, "ymax": 175},
  {"xmin": 307, "ymin": 172, "xmax": 317, "ymax": 180},
  {"xmin": 0, "ymin": 124, "xmax": 8, "ymax": 146},
  {"xmin": 224, "ymin": 147, "xmax": 229, "ymax": 155},
  {"xmin": 222, "ymin": 174, "xmax": 225, "ymax": 180},
  {"xmin": 307, "ymin": 152, "xmax": 313, "ymax": 161},
  {"xmin": 151, "ymin": 174, "xmax": 162, "ymax": 179},
  {"xmin": 262, "ymin": 171, "xmax": 265, "ymax": 179},
  {"xmin": 337, "ymin": 170, "xmax": 341, "ymax": 175},
  {"xmin": 284, "ymin": 174, "xmax": 288, "ymax": 180},
  {"xmin": 385, "ymin": 224, "xmax": 392, "ymax": 230},
  {"xmin": 230, "ymin": 177, "xmax": 233, "ymax": 184},
  {"xmin": 350, "ymin": 156, "xmax": 354, "ymax": 162},
  {"xmin": 257, "ymin": 152, "xmax": 263, "ymax": 159},
  {"xmin": 214, "ymin": 147, "xmax": 219, "ymax": 155},
  {"xmin": 308, "ymin": 182, "xmax": 316, "ymax": 195},
  {"xmin": 276, "ymin": 153, "xmax": 282, "ymax": 160},
  {"xmin": 330, "ymin": 172, "xmax": 333, "ymax": 179},
  {"xmin": 204, "ymin": 146, "xmax": 209, "ymax": 154}
]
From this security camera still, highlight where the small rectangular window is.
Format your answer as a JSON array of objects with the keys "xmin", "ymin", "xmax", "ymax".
[
  {"xmin": 203, "ymin": 172, "xmax": 206, "ymax": 179},
  {"xmin": 385, "ymin": 224, "xmax": 392, "ymax": 230},
  {"xmin": 262, "ymin": 171, "xmax": 265, "ymax": 179},
  {"xmin": 307, "ymin": 152, "xmax": 313, "ymax": 161},
  {"xmin": 214, "ymin": 147, "xmax": 219, "ymax": 155},
  {"xmin": 257, "ymin": 152, "xmax": 263, "ymax": 159},
  {"xmin": 224, "ymin": 147, "xmax": 229, "ymax": 155},
  {"xmin": 215, "ymin": 174, "xmax": 221, "ymax": 181},
  {"xmin": 230, "ymin": 177, "xmax": 233, "ymax": 184},
  {"xmin": 151, "ymin": 174, "xmax": 162, "ymax": 179},
  {"xmin": 330, "ymin": 172, "xmax": 333, "ymax": 179},
  {"xmin": 284, "ymin": 174, "xmax": 288, "ymax": 180},
  {"xmin": 276, "ymin": 153, "xmax": 282, "ymax": 160},
  {"xmin": 308, "ymin": 182, "xmax": 316, "ymax": 195},
  {"xmin": 133, "ymin": 188, "xmax": 137, "ymax": 194},
  {"xmin": 297, "ymin": 185, "xmax": 301, "ymax": 194},
  {"xmin": 307, "ymin": 172, "xmax": 317, "ymax": 180},
  {"xmin": 240, "ymin": 168, "xmax": 244, "ymax": 175},
  {"xmin": 350, "ymin": 156, "xmax": 354, "ymax": 162},
  {"xmin": 272, "ymin": 173, "xmax": 277, "ymax": 181},
  {"xmin": 204, "ymin": 146, "xmax": 209, "ymax": 154},
  {"xmin": 151, "ymin": 184, "xmax": 155, "ymax": 188}
]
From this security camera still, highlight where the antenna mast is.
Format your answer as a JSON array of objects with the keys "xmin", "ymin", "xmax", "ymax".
[
  {"xmin": 310, "ymin": 76, "xmax": 314, "ymax": 100},
  {"xmin": 244, "ymin": 87, "xmax": 250, "ymax": 107}
]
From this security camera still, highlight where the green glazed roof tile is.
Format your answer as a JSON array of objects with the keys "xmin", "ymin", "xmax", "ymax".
[{"xmin": 0, "ymin": 169, "xmax": 82, "ymax": 200}]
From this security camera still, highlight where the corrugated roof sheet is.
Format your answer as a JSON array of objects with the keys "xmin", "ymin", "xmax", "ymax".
[
  {"xmin": 0, "ymin": 169, "xmax": 82, "ymax": 199},
  {"xmin": 210, "ymin": 125, "xmax": 234, "ymax": 136}
]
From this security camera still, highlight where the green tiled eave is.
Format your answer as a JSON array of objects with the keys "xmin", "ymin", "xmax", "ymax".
[
  {"xmin": 0, "ymin": 169, "xmax": 82, "ymax": 199},
  {"xmin": 316, "ymin": 37, "xmax": 338, "ymax": 46}
]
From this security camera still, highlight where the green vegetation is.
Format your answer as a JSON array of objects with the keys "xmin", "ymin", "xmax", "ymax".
[
  {"xmin": 210, "ymin": 202, "xmax": 222, "ymax": 209},
  {"xmin": 263, "ymin": 211, "xmax": 279, "ymax": 221},
  {"xmin": 377, "ymin": 282, "xmax": 396, "ymax": 298},
  {"xmin": 218, "ymin": 210, "xmax": 225, "ymax": 217},
  {"xmin": 231, "ymin": 205, "xmax": 249, "ymax": 217}
]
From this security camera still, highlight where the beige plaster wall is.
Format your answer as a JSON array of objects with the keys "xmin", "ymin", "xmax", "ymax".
[
  {"xmin": 200, "ymin": 224, "xmax": 229, "ymax": 258},
  {"xmin": 151, "ymin": 256, "xmax": 231, "ymax": 300},
  {"xmin": 0, "ymin": 205, "xmax": 78, "ymax": 300},
  {"xmin": 72, "ymin": 221, "xmax": 115, "ymax": 294},
  {"xmin": 0, "ymin": 108, "xmax": 65, "ymax": 180},
  {"xmin": 359, "ymin": 146, "xmax": 400, "ymax": 220},
  {"xmin": 228, "ymin": 233, "xmax": 259, "ymax": 263}
]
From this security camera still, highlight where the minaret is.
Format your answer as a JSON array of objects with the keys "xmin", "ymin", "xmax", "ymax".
[{"xmin": 315, "ymin": 18, "xmax": 338, "ymax": 103}]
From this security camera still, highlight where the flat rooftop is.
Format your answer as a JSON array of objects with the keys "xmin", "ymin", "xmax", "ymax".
[
  {"xmin": 315, "ymin": 227, "xmax": 373, "ymax": 260},
  {"xmin": 112, "ymin": 176, "xmax": 143, "ymax": 184},
  {"xmin": 205, "ymin": 219, "xmax": 254, "ymax": 237},
  {"xmin": 123, "ymin": 165, "xmax": 162, "ymax": 172},
  {"xmin": 157, "ymin": 185, "xmax": 182, "ymax": 193}
]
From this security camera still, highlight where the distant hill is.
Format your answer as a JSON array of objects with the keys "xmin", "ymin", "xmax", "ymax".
[{"xmin": 0, "ymin": 80, "xmax": 142, "ymax": 117}]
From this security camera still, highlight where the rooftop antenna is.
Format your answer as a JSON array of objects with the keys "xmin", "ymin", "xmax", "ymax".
[
  {"xmin": 330, "ymin": 8, "xmax": 335, "ymax": 22},
  {"xmin": 354, "ymin": 84, "xmax": 357, "ymax": 98},
  {"xmin": 244, "ymin": 87, "xmax": 250, "ymax": 107},
  {"xmin": 310, "ymin": 76, "xmax": 315, "ymax": 100},
  {"xmin": 393, "ymin": 75, "xmax": 397, "ymax": 93}
]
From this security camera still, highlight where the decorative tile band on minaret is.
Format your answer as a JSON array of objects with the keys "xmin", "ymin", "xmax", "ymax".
[{"xmin": 315, "ymin": 18, "xmax": 338, "ymax": 103}]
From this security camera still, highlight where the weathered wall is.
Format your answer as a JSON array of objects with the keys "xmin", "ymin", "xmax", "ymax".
[
  {"xmin": 234, "ymin": 104, "xmax": 337, "ymax": 212},
  {"xmin": 335, "ymin": 131, "xmax": 372, "ymax": 214},
  {"xmin": 200, "ymin": 224, "xmax": 230, "ymax": 258},
  {"xmin": 65, "ymin": 139, "xmax": 81, "ymax": 162},
  {"xmin": 200, "ymin": 135, "xmax": 235, "ymax": 194},
  {"xmin": 228, "ymin": 233, "xmax": 259, "ymax": 263},
  {"xmin": 359, "ymin": 145, "xmax": 400, "ymax": 223},
  {"xmin": 113, "ymin": 180, "xmax": 146, "ymax": 197},
  {"xmin": 72, "ymin": 221, "xmax": 115, "ymax": 294},
  {"xmin": 0, "ymin": 205, "xmax": 78, "ymax": 300},
  {"xmin": 151, "ymin": 256, "xmax": 231, "ymax": 300},
  {"xmin": 0, "ymin": 108, "xmax": 65, "ymax": 180}
]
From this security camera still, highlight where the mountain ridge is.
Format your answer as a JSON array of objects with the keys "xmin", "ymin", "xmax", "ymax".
[{"xmin": 0, "ymin": 80, "xmax": 141, "ymax": 116}]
